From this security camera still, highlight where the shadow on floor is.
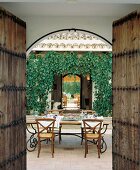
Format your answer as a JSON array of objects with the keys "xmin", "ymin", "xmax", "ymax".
[{"xmin": 27, "ymin": 131, "xmax": 112, "ymax": 170}]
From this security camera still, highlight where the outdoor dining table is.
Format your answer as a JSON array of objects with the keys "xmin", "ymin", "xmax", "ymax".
[
  {"xmin": 26, "ymin": 116, "xmax": 81, "ymax": 151},
  {"xmin": 26, "ymin": 115, "xmax": 109, "ymax": 153}
]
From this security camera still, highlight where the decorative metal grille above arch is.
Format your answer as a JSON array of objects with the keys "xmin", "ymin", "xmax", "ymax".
[{"xmin": 27, "ymin": 28, "xmax": 112, "ymax": 55}]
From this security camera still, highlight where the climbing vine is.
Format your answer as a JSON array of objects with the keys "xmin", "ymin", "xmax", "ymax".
[{"xmin": 26, "ymin": 51, "xmax": 112, "ymax": 116}]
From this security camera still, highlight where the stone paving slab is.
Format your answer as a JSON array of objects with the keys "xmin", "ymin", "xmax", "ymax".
[{"xmin": 27, "ymin": 129, "xmax": 112, "ymax": 170}]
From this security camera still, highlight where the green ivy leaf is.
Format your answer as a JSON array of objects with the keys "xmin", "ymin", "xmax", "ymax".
[{"xmin": 26, "ymin": 51, "xmax": 112, "ymax": 116}]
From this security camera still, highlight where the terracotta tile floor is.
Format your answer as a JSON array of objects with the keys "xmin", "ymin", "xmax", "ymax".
[{"xmin": 27, "ymin": 128, "xmax": 112, "ymax": 170}]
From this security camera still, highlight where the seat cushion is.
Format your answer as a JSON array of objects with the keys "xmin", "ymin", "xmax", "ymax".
[
  {"xmin": 86, "ymin": 133, "xmax": 99, "ymax": 139},
  {"xmin": 39, "ymin": 133, "xmax": 53, "ymax": 138}
]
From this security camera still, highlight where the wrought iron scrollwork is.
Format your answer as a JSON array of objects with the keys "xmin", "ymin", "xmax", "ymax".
[
  {"xmin": 100, "ymin": 137, "xmax": 107, "ymax": 153},
  {"xmin": 26, "ymin": 124, "xmax": 38, "ymax": 152}
]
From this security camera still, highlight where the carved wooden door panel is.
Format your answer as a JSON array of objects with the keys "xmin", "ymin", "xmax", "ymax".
[
  {"xmin": 0, "ymin": 7, "xmax": 26, "ymax": 170},
  {"xmin": 112, "ymin": 11, "xmax": 140, "ymax": 170}
]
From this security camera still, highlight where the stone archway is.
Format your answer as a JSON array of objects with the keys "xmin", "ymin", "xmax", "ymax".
[{"xmin": 27, "ymin": 28, "xmax": 112, "ymax": 111}]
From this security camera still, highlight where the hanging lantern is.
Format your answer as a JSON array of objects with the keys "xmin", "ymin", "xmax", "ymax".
[{"xmin": 86, "ymin": 74, "xmax": 90, "ymax": 81}]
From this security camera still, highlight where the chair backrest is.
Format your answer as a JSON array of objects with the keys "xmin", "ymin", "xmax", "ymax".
[
  {"xmin": 83, "ymin": 119, "xmax": 103, "ymax": 134},
  {"xmin": 36, "ymin": 118, "xmax": 56, "ymax": 135}
]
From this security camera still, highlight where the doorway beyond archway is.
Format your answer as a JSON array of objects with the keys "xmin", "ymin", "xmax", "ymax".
[
  {"xmin": 62, "ymin": 74, "xmax": 81, "ymax": 109},
  {"xmin": 51, "ymin": 73, "xmax": 93, "ymax": 111}
]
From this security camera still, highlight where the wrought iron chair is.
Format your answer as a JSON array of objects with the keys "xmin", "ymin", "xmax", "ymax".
[
  {"xmin": 82, "ymin": 119, "xmax": 103, "ymax": 158},
  {"xmin": 36, "ymin": 118, "xmax": 55, "ymax": 158}
]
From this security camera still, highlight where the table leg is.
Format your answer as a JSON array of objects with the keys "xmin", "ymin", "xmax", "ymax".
[
  {"xmin": 100, "ymin": 136, "xmax": 107, "ymax": 153},
  {"xmin": 26, "ymin": 124, "xmax": 38, "ymax": 152}
]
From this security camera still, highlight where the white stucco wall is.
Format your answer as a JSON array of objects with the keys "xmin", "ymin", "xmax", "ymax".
[{"xmin": 23, "ymin": 16, "xmax": 117, "ymax": 50}]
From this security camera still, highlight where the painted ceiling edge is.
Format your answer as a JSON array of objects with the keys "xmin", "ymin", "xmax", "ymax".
[{"xmin": 26, "ymin": 28, "xmax": 112, "ymax": 55}]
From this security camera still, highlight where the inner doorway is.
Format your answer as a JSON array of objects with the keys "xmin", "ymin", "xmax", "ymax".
[{"xmin": 62, "ymin": 75, "xmax": 81, "ymax": 109}]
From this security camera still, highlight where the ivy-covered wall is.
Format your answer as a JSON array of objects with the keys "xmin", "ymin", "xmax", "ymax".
[{"xmin": 26, "ymin": 51, "xmax": 112, "ymax": 116}]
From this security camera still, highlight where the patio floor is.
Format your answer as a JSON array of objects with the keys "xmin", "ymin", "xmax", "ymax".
[{"xmin": 27, "ymin": 127, "xmax": 112, "ymax": 170}]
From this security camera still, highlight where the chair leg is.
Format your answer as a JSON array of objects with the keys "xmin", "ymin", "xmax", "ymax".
[
  {"xmin": 81, "ymin": 127, "xmax": 83, "ymax": 145},
  {"xmin": 53, "ymin": 138, "xmax": 55, "ymax": 154},
  {"xmin": 84, "ymin": 139, "xmax": 88, "ymax": 158},
  {"xmin": 59, "ymin": 125, "xmax": 62, "ymax": 144},
  {"xmin": 37, "ymin": 141, "xmax": 41, "ymax": 158},
  {"xmin": 97, "ymin": 138, "xmax": 101, "ymax": 158},
  {"xmin": 51, "ymin": 138, "xmax": 54, "ymax": 158}
]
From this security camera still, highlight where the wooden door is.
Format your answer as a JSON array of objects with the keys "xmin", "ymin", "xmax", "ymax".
[
  {"xmin": 51, "ymin": 75, "xmax": 62, "ymax": 108},
  {"xmin": 112, "ymin": 11, "xmax": 140, "ymax": 170},
  {"xmin": 81, "ymin": 76, "xmax": 92, "ymax": 109},
  {"xmin": 52, "ymin": 75, "xmax": 92, "ymax": 110},
  {"xmin": 0, "ymin": 7, "xmax": 26, "ymax": 170}
]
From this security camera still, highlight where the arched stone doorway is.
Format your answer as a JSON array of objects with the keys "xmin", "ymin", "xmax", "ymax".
[
  {"xmin": 27, "ymin": 28, "xmax": 112, "ymax": 111},
  {"xmin": 51, "ymin": 73, "xmax": 92, "ymax": 110}
]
